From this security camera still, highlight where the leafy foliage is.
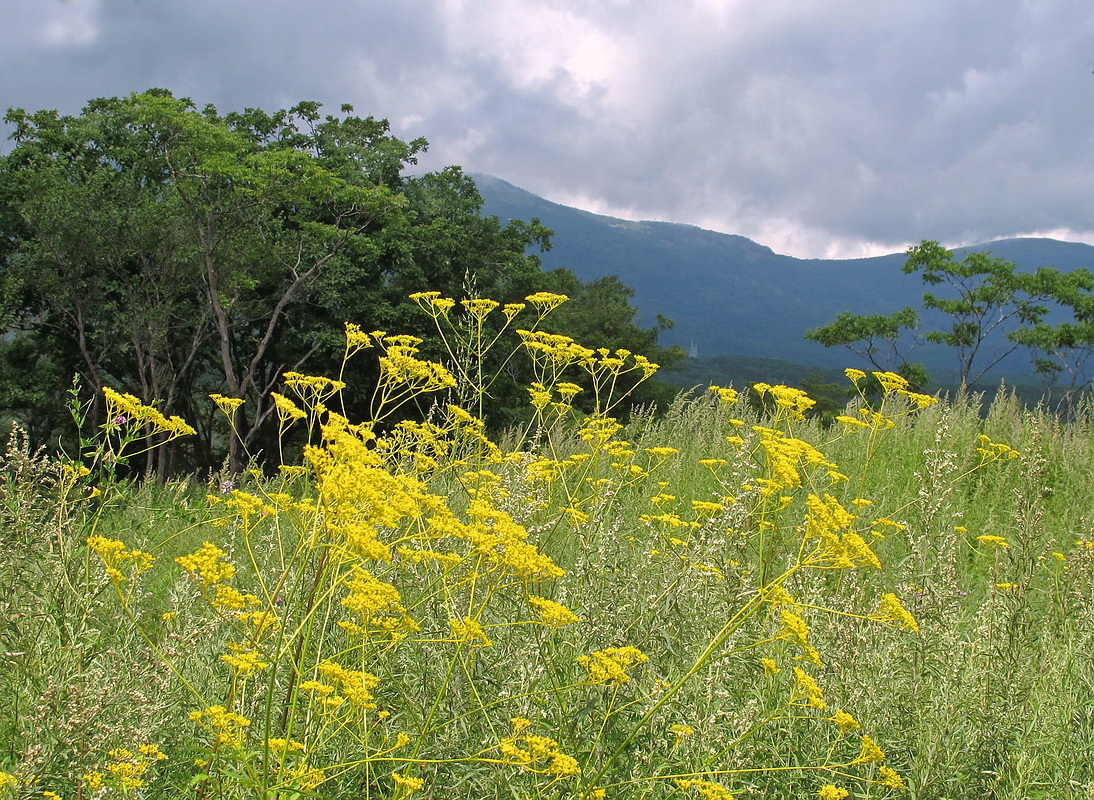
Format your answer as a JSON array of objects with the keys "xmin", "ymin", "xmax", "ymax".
[
  {"xmin": 805, "ymin": 307, "xmax": 926, "ymax": 388},
  {"xmin": 807, "ymin": 240, "xmax": 1094, "ymax": 391},
  {"xmin": 0, "ymin": 91, "xmax": 671, "ymax": 473}
]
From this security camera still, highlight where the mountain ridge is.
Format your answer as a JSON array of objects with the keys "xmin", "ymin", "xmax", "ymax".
[{"xmin": 473, "ymin": 173, "xmax": 1094, "ymax": 380}]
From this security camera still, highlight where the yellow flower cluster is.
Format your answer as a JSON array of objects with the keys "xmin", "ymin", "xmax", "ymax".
[
  {"xmin": 857, "ymin": 735, "xmax": 886, "ymax": 763},
  {"xmin": 175, "ymin": 541, "xmax": 236, "ymax": 587},
  {"xmin": 316, "ymin": 660, "xmax": 381, "ymax": 708},
  {"xmin": 830, "ymin": 709, "xmax": 860, "ymax": 735},
  {"xmin": 220, "ymin": 642, "xmax": 269, "ymax": 676},
  {"xmin": 377, "ymin": 336, "xmax": 457, "ymax": 395},
  {"xmin": 409, "ymin": 290, "xmax": 457, "ymax": 316},
  {"xmin": 392, "ymin": 771, "xmax": 425, "ymax": 792},
  {"xmin": 189, "ymin": 705, "xmax": 251, "ymax": 747},
  {"xmin": 339, "ymin": 567, "xmax": 419, "ymax": 639},
  {"xmin": 708, "ymin": 385, "xmax": 740, "ymax": 404},
  {"xmin": 498, "ymin": 719, "xmax": 581, "ymax": 777},
  {"xmin": 457, "ymin": 499, "xmax": 565, "ymax": 580},
  {"xmin": 803, "ymin": 494, "xmax": 883, "ymax": 571},
  {"xmin": 449, "ymin": 616, "xmax": 493, "ymax": 647},
  {"xmin": 86, "ymin": 535, "xmax": 155, "ymax": 584},
  {"xmin": 103, "ymin": 386, "xmax": 196, "ymax": 438},
  {"xmin": 519, "ymin": 330, "xmax": 596, "ymax": 370},
  {"xmin": 752, "ymin": 426, "xmax": 832, "ymax": 490},
  {"xmin": 870, "ymin": 593, "xmax": 919, "ymax": 632},
  {"xmin": 271, "ymin": 391, "xmax": 307, "ymax": 424},
  {"xmin": 286, "ymin": 762, "xmax": 326, "ymax": 791},
  {"xmin": 527, "ymin": 595, "xmax": 581, "ymax": 627},
  {"xmin": 792, "ymin": 666, "xmax": 827, "ymax": 709},
  {"xmin": 209, "ymin": 393, "xmax": 244, "ymax": 414},
  {"xmin": 524, "ymin": 291, "xmax": 570, "ymax": 312},
  {"xmin": 83, "ymin": 745, "xmax": 167, "ymax": 793},
  {"xmin": 283, "ymin": 372, "xmax": 347, "ymax": 403},
  {"xmin": 976, "ymin": 434, "xmax": 1020, "ymax": 463},
  {"xmin": 674, "ymin": 777, "xmax": 736, "ymax": 800},
  {"xmin": 878, "ymin": 764, "xmax": 906, "ymax": 788},
  {"xmin": 779, "ymin": 608, "xmax": 824, "ymax": 666},
  {"xmin": 752, "ymin": 383, "xmax": 816, "ymax": 419},
  {"xmin": 577, "ymin": 646, "xmax": 648, "ymax": 684},
  {"xmin": 344, "ymin": 321, "xmax": 375, "ymax": 351}
]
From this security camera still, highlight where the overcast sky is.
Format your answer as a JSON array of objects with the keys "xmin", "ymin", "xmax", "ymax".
[{"xmin": 4, "ymin": 0, "xmax": 1094, "ymax": 258}]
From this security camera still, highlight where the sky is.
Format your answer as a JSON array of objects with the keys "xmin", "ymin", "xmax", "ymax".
[{"xmin": 4, "ymin": 0, "xmax": 1094, "ymax": 259}]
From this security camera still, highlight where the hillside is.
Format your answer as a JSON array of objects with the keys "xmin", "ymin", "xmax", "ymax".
[{"xmin": 474, "ymin": 174, "xmax": 1094, "ymax": 382}]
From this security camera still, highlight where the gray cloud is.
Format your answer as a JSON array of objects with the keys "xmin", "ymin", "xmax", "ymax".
[{"xmin": 4, "ymin": 0, "xmax": 1094, "ymax": 257}]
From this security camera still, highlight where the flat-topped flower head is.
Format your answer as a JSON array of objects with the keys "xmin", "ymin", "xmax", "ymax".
[
  {"xmin": 578, "ymin": 646, "xmax": 648, "ymax": 684},
  {"xmin": 524, "ymin": 291, "xmax": 569, "ymax": 312}
]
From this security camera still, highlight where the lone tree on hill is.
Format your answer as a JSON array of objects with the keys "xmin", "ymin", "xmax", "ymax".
[{"xmin": 806, "ymin": 240, "xmax": 1094, "ymax": 391}]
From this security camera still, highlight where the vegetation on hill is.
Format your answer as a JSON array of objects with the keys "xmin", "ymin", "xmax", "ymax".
[{"xmin": 475, "ymin": 175, "xmax": 1094, "ymax": 386}]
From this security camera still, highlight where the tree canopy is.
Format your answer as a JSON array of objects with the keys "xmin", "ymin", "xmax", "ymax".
[
  {"xmin": 806, "ymin": 240, "xmax": 1094, "ymax": 393},
  {"xmin": 0, "ymin": 90, "xmax": 677, "ymax": 474}
]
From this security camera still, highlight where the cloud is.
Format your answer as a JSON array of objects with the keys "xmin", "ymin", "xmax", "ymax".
[{"xmin": 3, "ymin": 0, "xmax": 1093, "ymax": 257}]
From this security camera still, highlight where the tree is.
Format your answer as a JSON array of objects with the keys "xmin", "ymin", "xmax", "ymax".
[
  {"xmin": 806, "ymin": 240, "xmax": 1094, "ymax": 392},
  {"xmin": 1007, "ymin": 268, "xmax": 1094, "ymax": 414},
  {"xmin": 902, "ymin": 241, "xmax": 1070, "ymax": 387},
  {"xmin": 2, "ymin": 92, "xmax": 424, "ymax": 471},
  {"xmin": 1, "ymin": 91, "xmax": 676, "ymax": 472},
  {"xmin": 804, "ymin": 307, "xmax": 928, "ymax": 389}
]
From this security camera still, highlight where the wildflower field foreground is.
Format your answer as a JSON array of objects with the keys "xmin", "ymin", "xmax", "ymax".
[{"xmin": 3, "ymin": 293, "xmax": 1094, "ymax": 800}]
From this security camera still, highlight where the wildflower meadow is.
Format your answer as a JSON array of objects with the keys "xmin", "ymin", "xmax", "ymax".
[{"xmin": 3, "ymin": 291, "xmax": 1094, "ymax": 800}]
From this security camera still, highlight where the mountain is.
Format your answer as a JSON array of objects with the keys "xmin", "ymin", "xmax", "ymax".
[{"xmin": 473, "ymin": 174, "xmax": 1094, "ymax": 381}]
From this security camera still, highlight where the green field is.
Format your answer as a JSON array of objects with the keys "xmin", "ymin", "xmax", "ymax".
[{"xmin": 3, "ymin": 306, "xmax": 1094, "ymax": 800}]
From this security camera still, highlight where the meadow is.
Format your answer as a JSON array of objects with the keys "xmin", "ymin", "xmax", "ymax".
[{"xmin": 2, "ymin": 291, "xmax": 1094, "ymax": 800}]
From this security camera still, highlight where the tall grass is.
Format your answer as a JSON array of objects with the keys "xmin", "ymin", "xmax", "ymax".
[{"xmin": 2, "ymin": 293, "xmax": 1094, "ymax": 799}]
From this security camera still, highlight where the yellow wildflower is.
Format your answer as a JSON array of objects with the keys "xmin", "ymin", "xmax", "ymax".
[
  {"xmin": 189, "ymin": 705, "xmax": 251, "ymax": 746},
  {"xmin": 316, "ymin": 660, "xmax": 381, "ymax": 708},
  {"xmin": 792, "ymin": 667, "xmax": 827, "ymax": 709},
  {"xmin": 675, "ymin": 777, "xmax": 736, "ymax": 800},
  {"xmin": 339, "ymin": 567, "xmax": 418, "ymax": 639},
  {"xmin": 449, "ymin": 616, "xmax": 493, "ymax": 647},
  {"xmin": 578, "ymin": 646, "xmax": 648, "ymax": 684},
  {"xmin": 344, "ymin": 321, "xmax": 373, "ymax": 350},
  {"xmin": 878, "ymin": 765, "xmax": 906, "ymax": 788},
  {"xmin": 857, "ymin": 734, "xmax": 886, "ymax": 763},
  {"xmin": 873, "ymin": 370, "xmax": 909, "ymax": 392},
  {"xmin": 527, "ymin": 596, "xmax": 581, "ymax": 627},
  {"xmin": 220, "ymin": 642, "xmax": 269, "ymax": 676},
  {"xmin": 209, "ymin": 394, "xmax": 244, "ymax": 414},
  {"xmin": 872, "ymin": 593, "xmax": 919, "ymax": 632},
  {"xmin": 708, "ymin": 385, "xmax": 740, "ymax": 404},
  {"xmin": 830, "ymin": 709, "xmax": 860, "ymax": 735},
  {"xmin": 271, "ymin": 392, "xmax": 307, "ymax": 423},
  {"xmin": 176, "ymin": 542, "xmax": 235, "ymax": 587},
  {"xmin": 524, "ymin": 291, "xmax": 569, "ymax": 312},
  {"xmin": 391, "ymin": 772, "xmax": 424, "ymax": 792}
]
